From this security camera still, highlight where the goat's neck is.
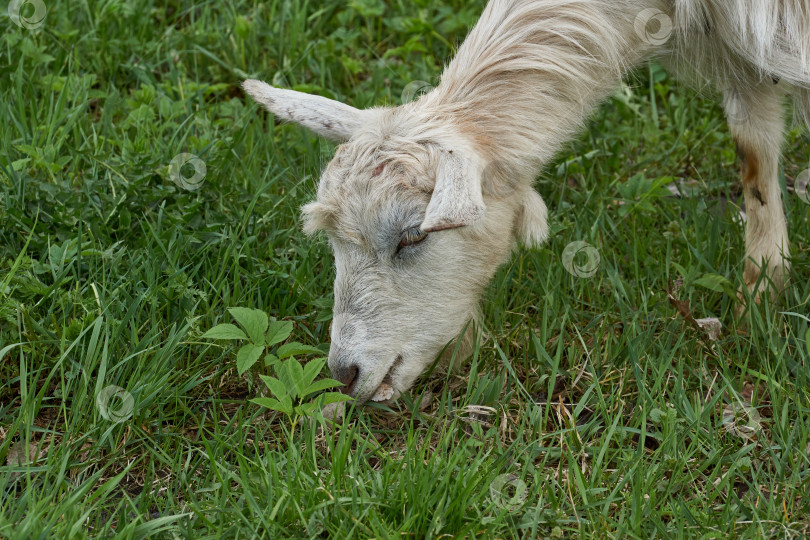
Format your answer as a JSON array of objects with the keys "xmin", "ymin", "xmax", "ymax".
[{"xmin": 427, "ymin": 0, "xmax": 662, "ymax": 170}]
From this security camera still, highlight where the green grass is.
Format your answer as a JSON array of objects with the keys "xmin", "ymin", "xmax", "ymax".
[{"xmin": 1, "ymin": 0, "xmax": 809, "ymax": 537}]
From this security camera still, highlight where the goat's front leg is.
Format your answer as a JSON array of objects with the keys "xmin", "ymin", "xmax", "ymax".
[{"xmin": 724, "ymin": 82, "xmax": 790, "ymax": 311}]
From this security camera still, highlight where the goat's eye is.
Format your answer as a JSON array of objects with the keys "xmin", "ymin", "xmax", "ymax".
[{"xmin": 398, "ymin": 227, "xmax": 428, "ymax": 250}]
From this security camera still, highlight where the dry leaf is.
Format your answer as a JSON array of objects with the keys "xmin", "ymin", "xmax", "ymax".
[{"xmin": 666, "ymin": 281, "xmax": 722, "ymax": 343}]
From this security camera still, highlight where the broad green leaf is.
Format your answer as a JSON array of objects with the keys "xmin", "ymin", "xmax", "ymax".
[
  {"xmin": 287, "ymin": 357, "xmax": 306, "ymax": 393},
  {"xmin": 228, "ymin": 307, "xmax": 269, "ymax": 345},
  {"xmin": 274, "ymin": 359, "xmax": 295, "ymax": 396},
  {"xmin": 279, "ymin": 396, "xmax": 293, "ymax": 411},
  {"xmin": 277, "ymin": 357, "xmax": 306, "ymax": 398},
  {"xmin": 301, "ymin": 357, "xmax": 327, "ymax": 388},
  {"xmin": 248, "ymin": 398, "xmax": 280, "ymax": 408},
  {"xmin": 302, "ymin": 378, "xmax": 344, "ymax": 397},
  {"xmin": 694, "ymin": 273, "xmax": 728, "ymax": 291},
  {"xmin": 250, "ymin": 397, "xmax": 278, "ymax": 409},
  {"xmin": 694, "ymin": 273, "xmax": 735, "ymax": 297},
  {"xmin": 251, "ymin": 397, "xmax": 293, "ymax": 415},
  {"xmin": 317, "ymin": 392, "xmax": 353, "ymax": 406},
  {"xmin": 266, "ymin": 320, "xmax": 294, "ymax": 347},
  {"xmin": 236, "ymin": 343, "xmax": 264, "ymax": 375},
  {"xmin": 202, "ymin": 324, "xmax": 247, "ymax": 340},
  {"xmin": 295, "ymin": 403, "xmax": 318, "ymax": 417},
  {"xmin": 259, "ymin": 375, "xmax": 288, "ymax": 401},
  {"xmin": 264, "ymin": 353, "xmax": 279, "ymax": 367},
  {"xmin": 671, "ymin": 263, "xmax": 690, "ymax": 281},
  {"xmin": 736, "ymin": 456, "xmax": 752, "ymax": 473},
  {"xmin": 350, "ymin": 0, "xmax": 385, "ymax": 17},
  {"xmin": 280, "ymin": 395, "xmax": 294, "ymax": 413},
  {"xmin": 277, "ymin": 342, "xmax": 324, "ymax": 359}
]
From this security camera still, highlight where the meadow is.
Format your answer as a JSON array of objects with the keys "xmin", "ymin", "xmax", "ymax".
[{"xmin": 1, "ymin": 0, "xmax": 809, "ymax": 537}]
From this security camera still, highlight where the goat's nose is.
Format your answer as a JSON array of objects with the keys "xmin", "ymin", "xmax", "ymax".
[{"xmin": 332, "ymin": 363, "xmax": 359, "ymax": 394}]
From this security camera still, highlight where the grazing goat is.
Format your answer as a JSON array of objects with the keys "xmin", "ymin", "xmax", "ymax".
[{"xmin": 244, "ymin": 0, "xmax": 810, "ymax": 403}]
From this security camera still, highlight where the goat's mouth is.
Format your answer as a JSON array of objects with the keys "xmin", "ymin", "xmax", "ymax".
[{"xmin": 369, "ymin": 354, "xmax": 403, "ymax": 403}]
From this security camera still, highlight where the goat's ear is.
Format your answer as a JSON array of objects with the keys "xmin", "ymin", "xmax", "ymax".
[
  {"xmin": 515, "ymin": 189, "xmax": 549, "ymax": 247},
  {"xmin": 242, "ymin": 79, "xmax": 368, "ymax": 142},
  {"xmin": 420, "ymin": 150, "xmax": 486, "ymax": 232}
]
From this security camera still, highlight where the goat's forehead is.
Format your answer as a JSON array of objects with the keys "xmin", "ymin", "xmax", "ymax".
[
  {"xmin": 319, "ymin": 137, "xmax": 436, "ymax": 191},
  {"xmin": 308, "ymin": 142, "xmax": 430, "ymax": 229},
  {"xmin": 321, "ymin": 178, "xmax": 429, "ymax": 243}
]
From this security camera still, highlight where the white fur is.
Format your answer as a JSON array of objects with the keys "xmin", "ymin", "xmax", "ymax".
[{"xmin": 244, "ymin": 0, "xmax": 810, "ymax": 402}]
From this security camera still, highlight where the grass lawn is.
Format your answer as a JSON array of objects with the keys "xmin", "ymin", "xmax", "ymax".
[{"xmin": 1, "ymin": 0, "xmax": 809, "ymax": 537}]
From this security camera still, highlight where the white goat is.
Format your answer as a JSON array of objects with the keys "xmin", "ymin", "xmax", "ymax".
[{"xmin": 244, "ymin": 0, "xmax": 810, "ymax": 403}]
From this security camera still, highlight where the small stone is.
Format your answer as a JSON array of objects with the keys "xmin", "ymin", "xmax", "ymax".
[
  {"xmin": 7, "ymin": 441, "xmax": 37, "ymax": 466},
  {"xmin": 418, "ymin": 390, "xmax": 433, "ymax": 411},
  {"xmin": 696, "ymin": 317, "xmax": 723, "ymax": 341},
  {"xmin": 322, "ymin": 401, "xmax": 345, "ymax": 422}
]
